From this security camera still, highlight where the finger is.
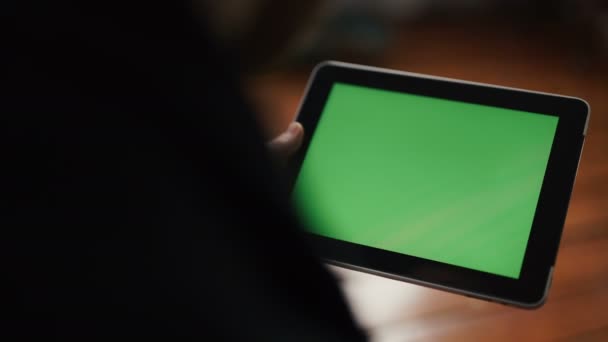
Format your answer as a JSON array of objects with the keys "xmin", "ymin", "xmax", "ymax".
[{"xmin": 267, "ymin": 122, "xmax": 304, "ymax": 159}]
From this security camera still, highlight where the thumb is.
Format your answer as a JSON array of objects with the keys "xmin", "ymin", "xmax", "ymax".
[{"xmin": 267, "ymin": 122, "xmax": 304, "ymax": 160}]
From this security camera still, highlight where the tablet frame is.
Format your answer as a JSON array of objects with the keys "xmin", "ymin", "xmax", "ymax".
[{"xmin": 287, "ymin": 61, "xmax": 589, "ymax": 308}]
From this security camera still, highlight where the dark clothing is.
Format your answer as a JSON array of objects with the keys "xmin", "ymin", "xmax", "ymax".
[{"xmin": 2, "ymin": 1, "xmax": 366, "ymax": 340}]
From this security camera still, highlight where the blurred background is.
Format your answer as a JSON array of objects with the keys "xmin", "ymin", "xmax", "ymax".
[{"xmin": 207, "ymin": 1, "xmax": 607, "ymax": 341}]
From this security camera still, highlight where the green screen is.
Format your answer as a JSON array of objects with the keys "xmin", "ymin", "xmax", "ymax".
[{"xmin": 293, "ymin": 83, "xmax": 558, "ymax": 279}]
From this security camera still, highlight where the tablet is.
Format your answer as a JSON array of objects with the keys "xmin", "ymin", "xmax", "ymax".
[{"xmin": 287, "ymin": 61, "xmax": 589, "ymax": 308}]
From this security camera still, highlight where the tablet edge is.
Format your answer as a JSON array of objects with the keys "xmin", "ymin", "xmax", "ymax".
[
  {"xmin": 327, "ymin": 260, "xmax": 554, "ymax": 309},
  {"xmin": 311, "ymin": 60, "xmax": 591, "ymax": 136}
]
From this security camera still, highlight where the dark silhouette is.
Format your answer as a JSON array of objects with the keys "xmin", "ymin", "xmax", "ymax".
[{"xmin": 2, "ymin": 1, "xmax": 366, "ymax": 340}]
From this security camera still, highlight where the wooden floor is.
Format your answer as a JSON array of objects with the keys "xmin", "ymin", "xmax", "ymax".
[{"xmin": 248, "ymin": 19, "xmax": 608, "ymax": 342}]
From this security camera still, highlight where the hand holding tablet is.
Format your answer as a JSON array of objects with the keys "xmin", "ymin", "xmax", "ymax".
[{"xmin": 288, "ymin": 61, "xmax": 589, "ymax": 308}]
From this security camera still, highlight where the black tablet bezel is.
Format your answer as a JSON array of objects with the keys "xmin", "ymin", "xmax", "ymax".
[{"xmin": 287, "ymin": 61, "xmax": 589, "ymax": 308}]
